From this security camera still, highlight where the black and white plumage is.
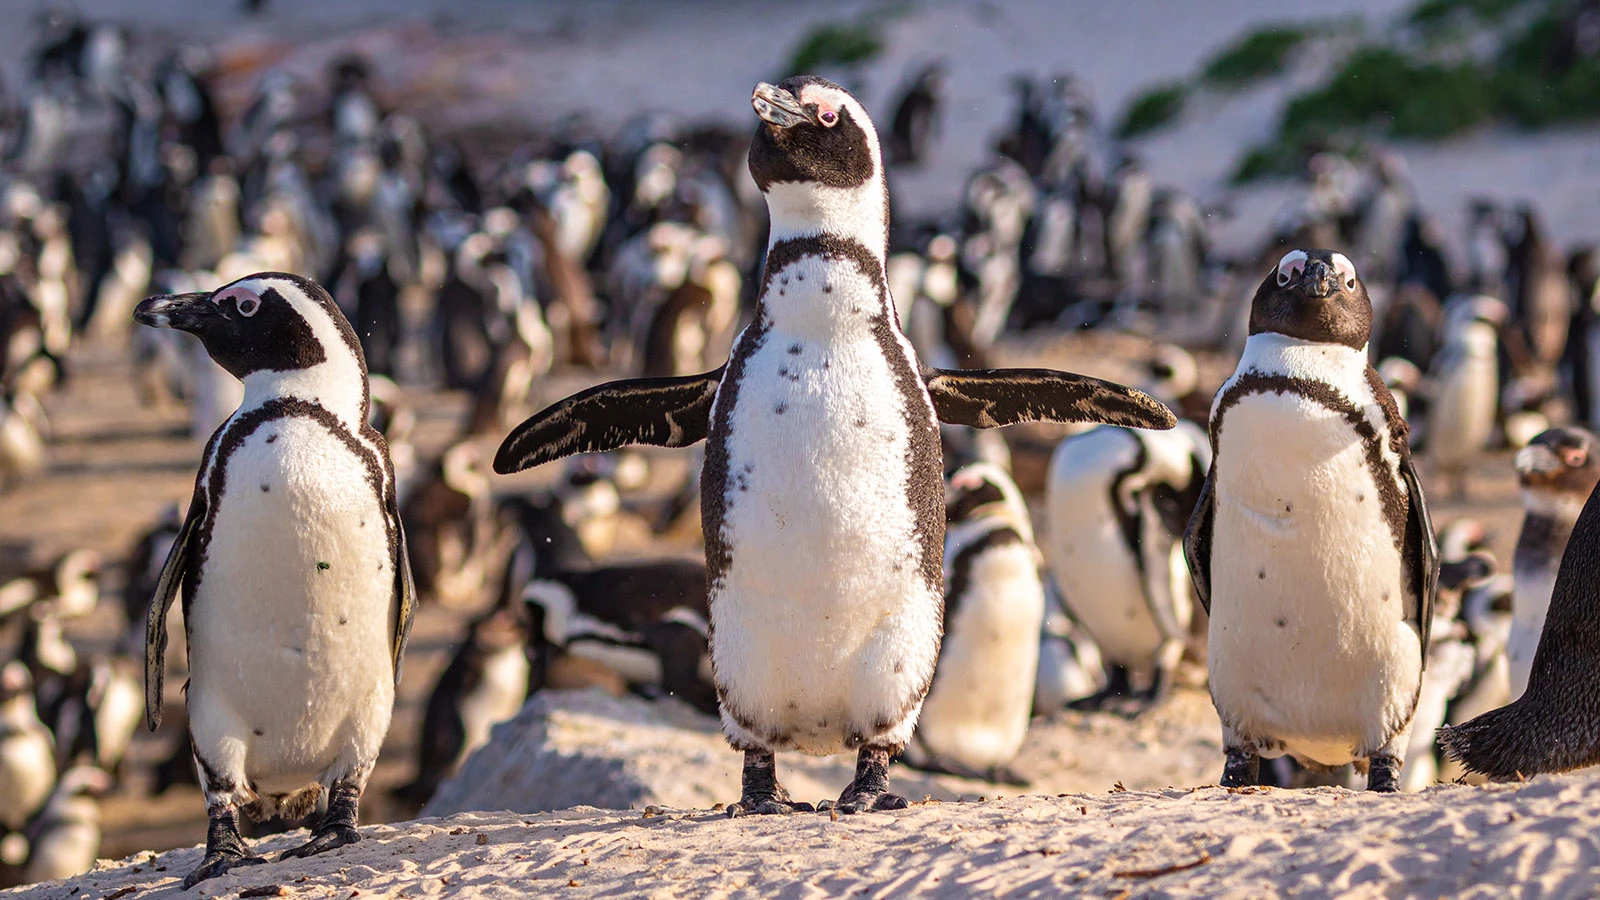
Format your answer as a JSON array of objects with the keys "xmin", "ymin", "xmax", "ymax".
[
  {"xmin": 1185, "ymin": 249, "xmax": 1439, "ymax": 793},
  {"xmin": 886, "ymin": 62, "xmax": 943, "ymax": 167},
  {"xmin": 1425, "ymin": 295, "xmax": 1505, "ymax": 498},
  {"xmin": 1044, "ymin": 419, "xmax": 1209, "ymax": 713},
  {"xmin": 20, "ymin": 765, "xmax": 110, "ymax": 884},
  {"xmin": 904, "ymin": 462, "xmax": 1044, "ymax": 785},
  {"xmin": 0, "ymin": 662, "xmax": 55, "ymax": 835},
  {"xmin": 133, "ymin": 272, "xmax": 416, "ymax": 888},
  {"xmin": 495, "ymin": 76, "xmax": 1173, "ymax": 817},
  {"xmin": 1507, "ymin": 426, "xmax": 1600, "ymax": 698}
]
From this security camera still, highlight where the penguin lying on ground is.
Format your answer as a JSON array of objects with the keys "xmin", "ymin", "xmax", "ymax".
[
  {"xmin": 134, "ymin": 272, "xmax": 416, "ymax": 887},
  {"xmin": 1506, "ymin": 426, "xmax": 1600, "ymax": 698},
  {"xmin": 1439, "ymin": 457, "xmax": 1600, "ymax": 778},
  {"xmin": 1044, "ymin": 419, "xmax": 1209, "ymax": 714},
  {"xmin": 903, "ymin": 462, "xmax": 1044, "ymax": 785},
  {"xmin": 1186, "ymin": 249, "xmax": 1439, "ymax": 792},
  {"xmin": 494, "ymin": 77, "xmax": 1173, "ymax": 815}
]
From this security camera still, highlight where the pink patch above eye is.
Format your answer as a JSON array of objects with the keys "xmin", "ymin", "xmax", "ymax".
[{"xmin": 214, "ymin": 286, "xmax": 262, "ymax": 316}]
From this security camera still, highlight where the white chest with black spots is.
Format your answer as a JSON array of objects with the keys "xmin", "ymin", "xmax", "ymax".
[
  {"xmin": 186, "ymin": 413, "xmax": 395, "ymax": 796},
  {"xmin": 709, "ymin": 252, "xmax": 942, "ymax": 756},
  {"xmin": 1207, "ymin": 335, "xmax": 1421, "ymax": 765}
]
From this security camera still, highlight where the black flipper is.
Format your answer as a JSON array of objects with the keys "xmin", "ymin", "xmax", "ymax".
[
  {"xmin": 1181, "ymin": 468, "xmax": 1215, "ymax": 616},
  {"xmin": 924, "ymin": 368, "xmax": 1176, "ymax": 431},
  {"xmin": 493, "ymin": 368, "xmax": 724, "ymax": 474},
  {"xmin": 390, "ymin": 491, "xmax": 419, "ymax": 685},
  {"xmin": 1401, "ymin": 455, "xmax": 1438, "ymax": 666},
  {"xmin": 145, "ymin": 492, "xmax": 204, "ymax": 731}
]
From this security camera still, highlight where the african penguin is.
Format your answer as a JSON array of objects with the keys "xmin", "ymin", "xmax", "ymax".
[
  {"xmin": 21, "ymin": 764, "xmax": 110, "ymax": 884},
  {"xmin": 1507, "ymin": 426, "xmax": 1600, "ymax": 699},
  {"xmin": 133, "ymin": 272, "xmax": 416, "ymax": 887},
  {"xmin": 1439, "ymin": 459, "xmax": 1600, "ymax": 778},
  {"xmin": 904, "ymin": 462, "xmax": 1043, "ymax": 785},
  {"xmin": 1186, "ymin": 249, "xmax": 1439, "ymax": 792},
  {"xmin": 0, "ymin": 662, "xmax": 55, "ymax": 834},
  {"xmin": 1032, "ymin": 582, "xmax": 1106, "ymax": 713},
  {"xmin": 1425, "ymin": 296, "xmax": 1505, "ymax": 499},
  {"xmin": 493, "ymin": 76, "xmax": 1173, "ymax": 816},
  {"xmin": 1044, "ymin": 418, "xmax": 1209, "ymax": 712}
]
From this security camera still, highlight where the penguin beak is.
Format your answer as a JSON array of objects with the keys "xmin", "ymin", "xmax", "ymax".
[
  {"xmin": 134, "ymin": 292, "xmax": 216, "ymax": 333},
  {"xmin": 1300, "ymin": 260, "xmax": 1339, "ymax": 299},
  {"xmin": 752, "ymin": 83, "xmax": 808, "ymax": 128}
]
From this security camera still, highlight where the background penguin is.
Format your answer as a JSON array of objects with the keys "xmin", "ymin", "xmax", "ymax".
[
  {"xmin": 20, "ymin": 764, "xmax": 110, "ymax": 884},
  {"xmin": 1440, "ymin": 460, "xmax": 1600, "ymax": 778},
  {"xmin": 133, "ymin": 272, "xmax": 416, "ymax": 888},
  {"xmin": 0, "ymin": 662, "xmax": 55, "ymax": 837},
  {"xmin": 886, "ymin": 62, "xmax": 944, "ymax": 167},
  {"xmin": 394, "ymin": 601, "xmax": 530, "ymax": 810},
  {"xmin": 1032, "ymin": 583, "xmax": 1106, "ymax": 713},
  {"xmin": 1426, "ymin": 296, "xmax": 1505, "ymax": 499},
  {"xmin": 1506, "ymin": 426, "xmax": 1600, "ymax": 698},
  {"xmin": 493, "ymin": 76, "xmax": 1172, "ymax": 817},
  {"xmin": 904, "ymin": 462, "xmax": 1044, "ymax": 785},
  {"xmin": 1044, "ymin": 418, "xmax": 1209, "ymax": 713},
  {"xmin": 1186, "ymin": 249, "xmax": 1439, "ymax": 793}
]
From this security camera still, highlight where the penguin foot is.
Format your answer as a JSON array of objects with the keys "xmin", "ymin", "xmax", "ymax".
[
  {"xmin": 281, "ymin": 825, "xmax": 361, "ymax": 859},
  {"xmin": 727, "ymin": 749, "xmax": 812, "ymax": 817},
  {"xmin": 181, "ymin": 850, "xmax": 267, "ymax": 889},
  {"xmin": 817, "ymin": 791, "xmax": 910, "ymax": 815},
  {"xmin": 822, "ymin": 746, "xmax": 909, "ymax": 814},
  {"xmin": 1366, "ymin": 754, "xmax": 1401, "ymax": 793},
  {"xmin": 1220, "ymin": 748, "xmax": 1261, "ymax": 788}
]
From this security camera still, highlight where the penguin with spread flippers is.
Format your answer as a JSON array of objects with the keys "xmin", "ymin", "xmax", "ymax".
[{"xmin": 495, "ymin": 77, "xmax": 1173, "ymax": 816}]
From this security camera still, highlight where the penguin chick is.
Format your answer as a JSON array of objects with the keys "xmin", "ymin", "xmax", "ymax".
[
  {"xmin": 133, "ymin": 273, "xmax": 416, "ymax": 888},
  {"xmin": 903, "ymin": 462, "xmax": 1043, "ymax": 786},
  {"xmin": 494, "ymin": 77, "xmax": 1172, "ymax": 818},
  {"xmin": 1187, "ymin": 249, "xmax": 1439, "ymax": 793},
  {"xmin": 1045, "ymin": 420, "xmax": 1209, "ymax": 714},
  {"xmin": 1507, "ymin": 426, "xmax": 1600, "ymax": 698}
]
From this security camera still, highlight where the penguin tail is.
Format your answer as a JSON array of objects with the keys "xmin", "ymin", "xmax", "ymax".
[{"xmin": 1438, "ymin": 695, "xmax": 1600, "ymax": 780}]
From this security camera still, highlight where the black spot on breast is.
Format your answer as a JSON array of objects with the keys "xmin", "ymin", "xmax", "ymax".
[
  {"xmin": 253, "ymin": 728, "xmax": 264, "ymax": 736},
  {"xmin": 265, "ymin": 434, "xmax": 277, "ymax": 444},
  {"xmin": 260, "ymin": 484, "xmax": 269, "ymax": 493},
  {"xmin": 1258, "ymin": 569, "xmax": 1266, "ymax": 580},
  {"xmin": 339, "ymin": 616, "xmax": 348, "ymax": 625},
  {"xmin": 893, "ymin": 661, "xmax": 905, "ymax": 674},
  {"xmin": 743, "ymin": 464, "xmax": 753, "ymax": 473},
  {"xmin": 1275, "ymin": 618, "xmax": 1286, "ymax": 628},
  {"xmin": 775, "ymin": 402, "xmax": 786, "ymax": 415},
  {"xmin": 854, "ymin": 418, "xmax": 867, "ymax": 428},
  {"xmin": 787, "ymin": 344, "xmax": 802, "ymax": 355},
  {"xmin": 824, "ymin": 284, "xmax": 833, "ymax": 293},
  {"xmin": 778, "ymin": 367, "xmax": 788, "ymax": 377}
]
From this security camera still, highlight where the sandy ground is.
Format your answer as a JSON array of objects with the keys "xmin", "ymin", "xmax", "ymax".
[{"xmin": 11, "ymin": 770, "xmax": 1600, "ymax": 899}]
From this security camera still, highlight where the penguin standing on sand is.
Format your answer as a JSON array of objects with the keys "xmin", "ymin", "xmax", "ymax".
[
  {"xmin": 1426, "ymin": 296, "xmax": 1504, "ymax": 499},
  {"xmin": 904, "ymin": 462, "xmax": 1045, "ymax": 785},
  {"xmin": 494, "ymin": 77, "xmax": 1173, "ymax": 815},
  {"xmin": 133, "ymin": 272, "xmax": 416, "ymax": 887},
  {"xmin": 1506, "ymin": 426, "xmax": 1600, "ymax": 698},
  {"xmin": 1185, "ymin": 249, "xmax": 1439, "ymax": 792}
]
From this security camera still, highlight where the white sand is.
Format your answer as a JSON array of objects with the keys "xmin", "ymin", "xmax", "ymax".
[{"xmin": 10, "ymin": 769, "xmax": 1600, "ymax": 899}]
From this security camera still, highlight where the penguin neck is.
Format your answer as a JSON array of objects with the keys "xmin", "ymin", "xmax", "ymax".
[
  {"xmin": 763, "ymin": 179, "xmax": 888, "ymax": 260},
  {"xmin": 239, "ymin": 356, "xmax": 369, "ymax": 430},
  {"xmin": 1235, "ymin": 332, "xmax": 1370, "ymax": 381}
]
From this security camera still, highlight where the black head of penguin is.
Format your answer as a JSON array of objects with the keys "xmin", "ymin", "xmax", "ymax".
[
  {"xmin": 945, "ymin": 463, "xmax": 1011, "ymax": 524},
  {"xmin": 132, "ymin": 272, "xmax": 364, "ymax": 381},
  {"xmin": 747, "ymin": 76, "xmax": 877, "ymax": 191},
  {"xmin": 1249, "ymin": 249, "xmax": 1373, "ymax": 350},
  {"xmin": 1515, "ymin": 426, "xmax": 1600, "ymax": 497}
]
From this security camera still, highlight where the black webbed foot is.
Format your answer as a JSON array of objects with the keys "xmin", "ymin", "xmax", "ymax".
[
  {"xmin": 819, "ymin": 746, "xmax": 909, "ymax": 815},
  {"xmin": 1221, "ymin": 747, "xmax": 1261, "ymax": 788},
  {"xmin": 182, "ymin": 802, "xmax": 266, "ymax": 889},
  {"xmin": 1366, "ymin": 753, "xmax": 1401, "ymax": 793},
  {"xmin": 282, "ymin": 778, "xmax": 363, "ymax": 859},
  {"xmin": 726, "ymin": 749, "xmax": 814, "ymax": 818}
]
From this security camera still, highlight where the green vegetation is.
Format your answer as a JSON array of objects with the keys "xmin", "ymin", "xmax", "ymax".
[
  {"xmin": 1115, "ymin": 83, "xmax": 1189, "ymax": 139},
  {"xmin": 1231, "ymin": 0, "xmax": 1600, "ymax": 182},
  {"xmin": 786, "ymin": 17, "xmax": 885, "ymax": 76},
  {"xmin": 1202, "ymin": 25, "xmax": 1308, "ymax": 85}
]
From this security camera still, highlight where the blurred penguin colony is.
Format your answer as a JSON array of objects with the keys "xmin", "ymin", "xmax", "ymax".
[{"xmin": 1, "ymin": 7, "xmax": 1598, "ymax": 887}]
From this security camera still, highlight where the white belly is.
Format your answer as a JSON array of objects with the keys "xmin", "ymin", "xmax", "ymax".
[
  {"xmin": 187, "ymin": 415, "xmax": 396, "ymax": 794},
  {"xmin": 1426, "ymin": 353, "xmax": 1496, "ymax": 468},
  {"xmin": 709, "ymin": 317, "xmax": 941, "ymax": 755},
  {"xmin": 1046, "ymin": 491, "xmax": 1163, "ymax": 670},
  {"xmin": 0, "ymin": 727, "xmax": 55, "ymax": 829},
  {"xmin": 457, "ymin": 646, "xmax": 530, "ymax": 764},
  {"xmin": 1507, "ymin": 567, "xmax": 1557, "ymax": 699},
  {"xmin": 916, "ymin": 542, "xmax": 1044, "ymax": 770},
  {"xmin": 1208, "ymin": 392, "xmax": 1422, "ymax": 765}
]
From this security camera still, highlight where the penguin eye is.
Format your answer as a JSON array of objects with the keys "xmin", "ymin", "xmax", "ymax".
[
  {"xmin": 1331, "ymin": 252, "xmax": 1359, "ymax": 289},
  {"xmin": 1274, "ymin": 250, "xmax": 1307, "ymax": 287},
  {"xmin": 819, "ymin": 109, "xmax": 838, "ymax": 127},
  {"xmin": 1276, "ymin": 270, "xmax": 1291, "ymax": 287},
  {"xmin": 237, "ymin": 295, "xmax": 261, "ymax": 317}
]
